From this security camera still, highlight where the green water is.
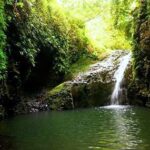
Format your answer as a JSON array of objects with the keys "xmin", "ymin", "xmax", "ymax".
[{"xmin": 0, "ymin": 106, "xmax": 150, "ymax": 150}]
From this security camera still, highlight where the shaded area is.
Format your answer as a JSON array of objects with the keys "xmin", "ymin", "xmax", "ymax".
[
  {"xmin": 0, "ymin": 135, "xmax": 16, "ymax": 150},
  {"xmin": 128, "ymin": 0, "xmax": 150, "ymax": 106},
  {"xmin": 24, "ymin": 48, "xmax": 59, "ymax": 91}
]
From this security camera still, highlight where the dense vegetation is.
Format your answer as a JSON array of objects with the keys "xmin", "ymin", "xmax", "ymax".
[
  {"xmin": 0, "ymin": 1, "xmax": 7, "ymax": 81},
  {"xmin": 1, "ymin": 0, "xmax": 150, "ymax": 116},
  {"xmin": 129, "ymin": 0, "xmax": 150, "ymax": 104},
  {"xmin": 5, "ymin": 0, "xmax": 91, "ymax": 84},
  {"xmin": 59, "ymin": 0, "xmax": 137, "ymax": 54},
  {"xmin": 0, "ymin": 0, "xmax": 94, "ymax": 115}
]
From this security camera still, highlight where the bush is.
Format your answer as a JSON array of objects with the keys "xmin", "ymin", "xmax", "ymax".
[
  {"xmin": 2, "ymin": 0, "xmax": 91, "ymax": 90},
  {"xmin": 0, "ymin": 0, "xmax": 7, "ymax": 80}
]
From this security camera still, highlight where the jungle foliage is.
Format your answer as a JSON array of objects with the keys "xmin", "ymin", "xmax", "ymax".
[
  {"xmin": 128, "ymin": 0, "xmax": 150, "ymax": 101},
  {"xmin": 0, "ymin": 0, "xmax": 93, "ymax": 91},
  {"xmin": 2, "ymin": 0, "xmax": 149, "ymax": 116},
  {"xmin": 0, "ymin": 0, "xmax": 139, "ymax": 93},
  {"xmin": 59, "ymin": 0, "xmax": 138, "ymax": 55},
  {"xmin": 0, "ymin": 1, "xmax": 7, "ymax": 81},
  {"xmin": 0, "ymin": 0, "xmax": 139, "ymax": 84}
]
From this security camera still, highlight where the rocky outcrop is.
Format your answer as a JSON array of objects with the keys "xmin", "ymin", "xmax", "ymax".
[
  {"xmin": 128, "ymin": 0, "xmax": 150, "ymax": 106},
  {"xmin": 6, "ymin": 50, "xmax": 131, "ymax": 113},
  {"xmin": 15, "ymin": 100, "xmax": 49, "ymax": 114},
  {"xmin": 47, "ymin": 83, "xmax": 74, "ymax": 110},
  {"xmin": 15, "ymin": 92, "xmax": 49, "ymax": 114},
  {"xmin": 47, "ymin": 50, "xmax": 130, "ymax": 110}
]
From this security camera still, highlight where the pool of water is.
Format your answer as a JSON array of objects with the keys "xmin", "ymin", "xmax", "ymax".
[{"xmin": 0, "ymin": 106, "xmax": 150, "ymax": 150}]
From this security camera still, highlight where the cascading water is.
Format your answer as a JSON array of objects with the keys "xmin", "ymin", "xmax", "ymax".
[{"xmin": 111, "ymin": 53, "xmax": 131, "ymax": 105}]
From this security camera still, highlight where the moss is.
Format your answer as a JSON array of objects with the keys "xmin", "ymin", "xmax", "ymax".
[
  {"xmin": 49, "ymin": 97, "xmax": 62, "ymax": 110},
  {"xmin": 130, "ymin": 0, "xmax": 150, "ymax": 102},
  {"xmin": 47, "ymin": 82, "xmax": 74, "ymax": 110},
  {"xmin": 49, "ymin": 83, "xmax": 65, "ymax": 96},
  {"xmin": 67, "ymin": 51, "xmax": 115, "ymax": 80},
  {"xmin": 65, "ymin": 56, "xmax": 97, "ymax": 80},
  {"xmin": 70, "ymin": 57, "xmax": 96, "ymax": 73}
]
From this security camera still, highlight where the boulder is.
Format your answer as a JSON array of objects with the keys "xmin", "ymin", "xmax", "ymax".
[{"xmin": 47, "ymin": 50, "xmax": 130, "ymax": 110}]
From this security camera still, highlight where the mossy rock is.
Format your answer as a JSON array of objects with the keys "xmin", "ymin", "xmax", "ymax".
[
  {"xmin": 49, "ymin": 83, "xmax": 66, "ymax": 96},
  {"xmin": 47, "ymin": 82, "xmax": 74, "ymax": 110},
  {"xmin": 71, "ymin": 81, "xmax": 113, "ymax": 107},
  {"xmin": 47, "ymin": 80, "xmax": 113, "ymax": 110},
  {"xmin": 47, "ymin": 50, "xmax": 131, "ymax": 110}
]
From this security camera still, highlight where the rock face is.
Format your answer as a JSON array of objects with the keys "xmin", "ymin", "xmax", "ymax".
[
  {"xmin": 128, "ymin": 0, "xmax": 150, "ymax": 106},
  {"xmin": 47, "ymin": 50, "xmax": 130, "ymax": 110},
  {"xmin": 15, "ymin": 100, "xmax": 49, "ymax": 114},
  {"xmin": 47, "ymin": 83, "xmax": 74, "ymax": 110},
  {"xmin": 9, "ymin": 91, "xmax": 49, "ymax": 115}
]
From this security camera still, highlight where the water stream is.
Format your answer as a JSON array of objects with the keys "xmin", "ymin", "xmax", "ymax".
[{"xmin": 111, "ymin": 53, "xmax": 131, "ymax": 105}]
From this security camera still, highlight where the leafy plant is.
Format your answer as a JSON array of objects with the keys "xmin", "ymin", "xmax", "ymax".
[{"xmin": 0, "ymin": 0, "xmax": 7, "ymax": 80}]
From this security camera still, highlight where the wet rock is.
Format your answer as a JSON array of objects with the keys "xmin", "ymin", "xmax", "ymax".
[
  {"xmin": 47, "ymin": 50, "xmax": 130, "ymax": 110},
  {"xmin": 47, "ymin": 82, "xmax": 74, "ymax": 110},
  {"xmin": 15, "ymin": 96, "xmax": 49, "ymax": 114},
  {"xmin": 26, "ymin": 101, "xmax": 48, "ymax": 112}
]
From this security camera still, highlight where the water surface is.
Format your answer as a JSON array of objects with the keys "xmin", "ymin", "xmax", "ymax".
[{"xmin": 0, "ymin": 106, "xmax": 150, "ymax": 150}]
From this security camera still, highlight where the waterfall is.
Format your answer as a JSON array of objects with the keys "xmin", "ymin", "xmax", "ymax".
[{"xmin": 111, "ymin": 53, "xmax": 131, "ymax": 105}]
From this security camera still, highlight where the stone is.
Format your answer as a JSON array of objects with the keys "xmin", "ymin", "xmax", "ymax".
[{"xmin": 47, "ymin": 50, "xmax": 131, "ymax": 110}]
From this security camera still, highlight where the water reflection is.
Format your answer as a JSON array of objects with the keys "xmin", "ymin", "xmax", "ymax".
[
  {"xmin": 0, "ymin": 107, "xmax": 150, "ymax": 150},
  {"xmin": 96, "ymin": 106, "xmax": 142, "ymax": 150}
]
